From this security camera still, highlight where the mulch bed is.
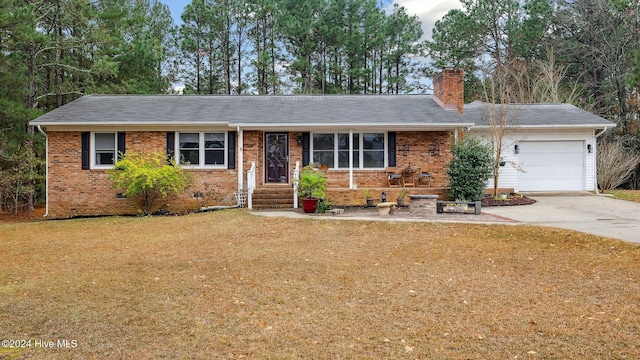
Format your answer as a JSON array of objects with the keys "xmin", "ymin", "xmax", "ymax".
[{"xmin": 481, "ymin": 194, "xmax": 536, "ymax": 207}]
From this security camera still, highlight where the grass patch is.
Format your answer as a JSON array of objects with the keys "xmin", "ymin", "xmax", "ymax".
[
  {"xmin": 608, "ymin": 189, "xmax": 640, "ymax": 203},
  {"xmin": 1, "ymin": 210, "xmax": 639, "ymax": 359}
]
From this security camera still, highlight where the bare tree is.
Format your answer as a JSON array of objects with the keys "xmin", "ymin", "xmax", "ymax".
[
  {"xmin": 597, "ymin": 138, "xmax": 640, "ymax": 192},
  {"xmin": 480, "ymin": 67, "xmax": 517, "ymax": 199},
  {"xmin": 508, "ymin": 46, "xmax": 581, "ymax": 104}
]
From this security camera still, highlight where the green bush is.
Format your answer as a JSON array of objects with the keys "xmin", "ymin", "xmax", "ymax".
[
  {"xmin": 447, "ymin": 137, "xmax": 493, "ymax": 201},
  {"xmin": 297, "ymin": 163, "xmax": 327, "ymax": 199},
  {"xmin": 108, "ymin": 150, "xmax": 193, "ymax": 214}
]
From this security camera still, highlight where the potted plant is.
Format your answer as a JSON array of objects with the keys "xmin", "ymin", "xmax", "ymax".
[
  {"xmin": 363, "ymin": 189, "xmax": 374, "ymax": 207},
  {"xmin": 396, "ymin": 189, "xmax": 408, "ymax": 207},
  {"xmin": 297, "ymin": 164, "xmax": 328, "ymax": 213}
]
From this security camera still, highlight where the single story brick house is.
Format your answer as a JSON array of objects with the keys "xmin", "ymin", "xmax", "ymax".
[{"xmin": 29, "ymin": 69, "xmax": 615, "ymax": 218}]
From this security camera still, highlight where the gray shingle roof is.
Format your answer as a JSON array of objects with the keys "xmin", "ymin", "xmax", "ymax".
[
  {"xmin": 29, "ymin": 95, "xmax": 615, "ymax": 130},
  {"xmin": 29, "ymin": 94, "xmax": 472, "ymax": 129},
  {"xmin": 463, "ymin": 101, "xmax": 615, "ymax": 128}
]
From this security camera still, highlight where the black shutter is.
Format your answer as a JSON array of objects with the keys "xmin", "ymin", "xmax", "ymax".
[
  {"xmin": 166, "ymin": 132, "xmax": 175, "ymax": 162},
  {"xmin": 388, "ymin": 132, "xmax": 396, "ymax": 168},
  {"xmin": 117, "ymin": 132, "xmax": 126, "ymax": 160},
  {"xmin": 81, "ymin": 132, "xmax": 90, "ymax": 170},
  {"xmin": 301, "ymin": 132, "xmax": 310, "ymax": 166},
  {"xmin": 228, "ymin": 131, "xmax": 236, "ymax": 169}
]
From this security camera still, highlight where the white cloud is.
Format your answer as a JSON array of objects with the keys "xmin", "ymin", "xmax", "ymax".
[{"xmin": 390, "ymin": 0, "xmax": 463, "ymax": 41}]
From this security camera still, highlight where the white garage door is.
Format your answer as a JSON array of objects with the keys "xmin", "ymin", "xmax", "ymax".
[{"xmin": 519, "ymin": 141, "xmax": 585, "ymax": 191}]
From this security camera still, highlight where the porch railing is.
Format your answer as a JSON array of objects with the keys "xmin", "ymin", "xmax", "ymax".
[
  {"xmin": 246, "ymin": 161, "xmax": 256, "ymax": 209},
  {"xmin": 293, "ymin": 161, "xmax": 300, "ymax": 209}
]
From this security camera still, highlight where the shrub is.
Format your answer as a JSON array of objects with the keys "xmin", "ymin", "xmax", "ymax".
[
  {"xmin": 447, "ymin": 137, "xmax": 493, "ymax": 201},
  {"xmin": 597, "ymin": 138, "xmax": 640, "ymax": 192},
  {"xmin": 108, "ymin": 150, "xmax": 193, "ymax": 214}
]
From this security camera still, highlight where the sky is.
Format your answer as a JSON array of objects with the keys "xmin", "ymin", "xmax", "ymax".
[{"xmin": 161, "ymin": 0, "xmax": 463, "ymax": 41}]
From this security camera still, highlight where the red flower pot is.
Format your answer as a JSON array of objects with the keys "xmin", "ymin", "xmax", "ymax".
[{"xmin": 301, "ymin": 198, "xmax": 319, "ymax": 213}]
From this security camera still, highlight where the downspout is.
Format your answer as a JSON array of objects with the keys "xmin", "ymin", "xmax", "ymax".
[
  {"xmin": 36, "ymin": 125, "xmax": 49, "ymax": 217},
  {"xmin": 593, "ymin": 127, "xmax": 609, "ymax": 195},
  {"xmin": 237, "ymin": 127, "xmax": 243, "ymax": 192}
]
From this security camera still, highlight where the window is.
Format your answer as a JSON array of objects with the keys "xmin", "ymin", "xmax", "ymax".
[
  {"xmin": 204, "ymin": 133, "xmax": 225, "ymax": 165},
  {"xmin": 311, "ymin": 132, "xmax": 383, "ymax": 169},
  {"xmin": 93, "ymin": 132, "xmax": 117, "ymax": 167},
  {"xmin": 178, "ymin": 132, "xmax": 226, "ymax": 167},
  {"xmin": 312, "ymin": 134, "xmax": 334, "ymax": 167},
  {"xmin": 338, "ymin": 133, "xmax": 359, "ymax": 168},
  {"xmin": 362, "ymin": 133, "xmax": 385, "ymax": 168}
]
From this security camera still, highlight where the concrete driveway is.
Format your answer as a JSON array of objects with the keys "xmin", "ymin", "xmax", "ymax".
[{"xmin": 482, "ymin": 193, "xmax": 640, "ymax": 244}]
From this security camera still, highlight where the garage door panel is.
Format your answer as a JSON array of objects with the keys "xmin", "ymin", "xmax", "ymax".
[{"xmin": 519, "ymin": 141, "xmax": 584, "ymax": 191}]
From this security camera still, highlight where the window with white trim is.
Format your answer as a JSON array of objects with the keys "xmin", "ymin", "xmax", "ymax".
[
  {"xmin": 93, "ymin": 132, "xmax": 117, "ymax": 167},
  {"xmin": 177, "ymin": 132, "xmax": 227, "ymax": 167},
  {"xmin": 362, "ymin": 133, "xmax": 385, "ymax": 168},
  {"xmin": 338, "ymin": 133, "xmax": 359, "ymax": 168},
  {"xmin": 312, "ymin": 132, "xmax": 383, "ymax": 169}
]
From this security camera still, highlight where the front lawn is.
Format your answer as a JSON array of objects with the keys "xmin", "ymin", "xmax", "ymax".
[
  {"xmin": 1, "ymin": 210, "xmax": 639, "ymax": 359},
  {"xmin": 608, "ymin": 189, "xmax": 640, "ymax": 203}
]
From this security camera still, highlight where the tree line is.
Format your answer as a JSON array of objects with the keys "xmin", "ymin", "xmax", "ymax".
[
  {"xmin": 3, "ymin": 0, "xmax": 640, "ymax": 213},
  {"xmin": 429, "ymin": 0, "xmax": 640, "ymax": 189},
  {"xmin": 0, "ymin": 0, "xmax": 426, "ymax": 212},
  {"xmin": 179, "ymin": 0, "xmax": 425, "ymax": 95}
]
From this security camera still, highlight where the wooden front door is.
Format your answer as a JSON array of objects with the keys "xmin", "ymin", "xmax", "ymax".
[{"xmin": 265, "ymin": 133, "xmax": 289, "ymax": 183}]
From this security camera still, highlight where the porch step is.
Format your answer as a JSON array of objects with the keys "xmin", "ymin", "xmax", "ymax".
[{"xmin": 251, "ymin": 186, "xmax": 295, "ymax": 209}]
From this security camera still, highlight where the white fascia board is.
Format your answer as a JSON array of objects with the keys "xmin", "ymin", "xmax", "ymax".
[
  {"xmin": 471, "ymin": 124, "xmax": 615, "ymax": 130},
  {"xmin": 39, "ymin": 121, "xmax": 478, "ymax": 132},
  {"xmin": 234, "ymin": 122, "xmax": 476, "ymax": 131},
  {"xmin": 36, "ymin": 123, "xmax": 233, "ymax": 132}
]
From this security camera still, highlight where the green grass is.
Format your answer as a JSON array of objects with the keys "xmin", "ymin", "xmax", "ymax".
[
  {"xmin": 1, "ymin": 210, "xmax": 639, "ymax": 359},
  {"xmin": 608, "ymin": 189, "xmax": 640, "ymax": 203}
]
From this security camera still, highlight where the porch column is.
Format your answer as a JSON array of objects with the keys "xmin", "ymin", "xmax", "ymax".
[
  {"xmin": 349, "ymin": 129, "xmax": 354, "ymax": 189},
  {"xmin": 237, "ymin": 127, "xmax": 243, "ymax": 191}
]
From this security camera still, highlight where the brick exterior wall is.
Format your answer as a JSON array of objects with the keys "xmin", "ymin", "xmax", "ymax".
[
  {"xmin": 433, "ymin": 68, "xmax": 465, "ymax": 114},
  {"xmin": 47, "ymin": 131, "xmax": 240, "ymax": 218},
  {"xmin": 322, "ymin": 131, "xmax": 454, "ymax": 206},
  {"xmin": 46, "ymin": 129, "xmax": 455, "ymax": 217}
]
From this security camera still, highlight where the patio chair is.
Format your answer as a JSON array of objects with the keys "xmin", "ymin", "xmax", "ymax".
[
  {"xmin": 417, "ymin": 171, "xmax": 432, "ymax": 187},
  {"xmin": 386, "ymin": 167, "xmax": 404, "ymax": 187}
]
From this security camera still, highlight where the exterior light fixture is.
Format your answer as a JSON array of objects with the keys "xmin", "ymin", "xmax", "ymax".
[
  {"xmin": 514, "ymin": 144, "xmax": 520, "ymax": 154},
  {"xmin": 381, "ymin": 191, "xmax": 387, "ymax": 203},
  {"xmin": 587, "ymin": 144, "xmax": 592, "ymax": 153}
]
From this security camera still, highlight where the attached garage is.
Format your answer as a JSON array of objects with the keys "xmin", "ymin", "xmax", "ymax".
[
  {"xmin": 465, "ymin": 101, "xmax": 614, "ymax": 193},
  {"xmin": 518, "ymin": 141, "xmax": 585, "ymax": 191}
]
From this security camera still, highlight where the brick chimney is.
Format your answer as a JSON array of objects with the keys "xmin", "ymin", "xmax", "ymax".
[{"xmin": 433, "ymin": 68, "xmax": 464, "ymax": 114}]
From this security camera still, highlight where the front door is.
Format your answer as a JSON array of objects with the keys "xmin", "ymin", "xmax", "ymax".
[{"xmin": 265, "ymin": 133, "xmax": 289, "ymax": 183}]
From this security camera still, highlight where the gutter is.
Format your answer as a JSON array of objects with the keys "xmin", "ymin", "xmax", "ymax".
[
  {"xmin": 36, "ymin": 125, "xmax": 49, "ymax": 217},
  {"xmin": 470, "ymin": 124, "xmax": 616, "ymax": 130}
]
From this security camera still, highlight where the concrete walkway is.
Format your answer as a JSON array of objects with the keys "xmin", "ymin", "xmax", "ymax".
[
  {"xmin": 481, "ymin": 193, "xmax": 640, "ymax": 244},
  {"xmin": 252, "ymin": 193, "xmax": 640, "ymax": 244}
]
